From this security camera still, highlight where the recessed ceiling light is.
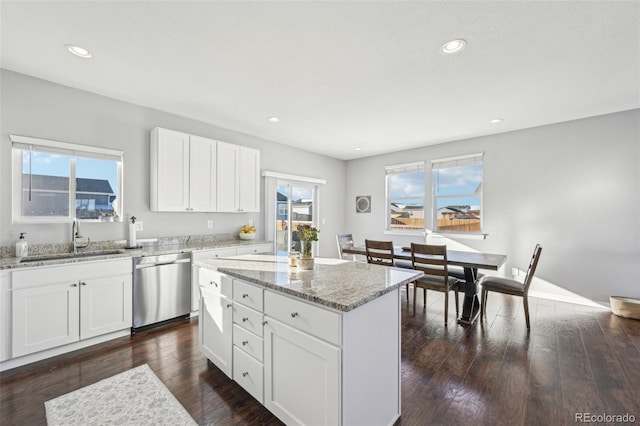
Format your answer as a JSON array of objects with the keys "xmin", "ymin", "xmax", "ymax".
[
  {"xmin": 354, "ymin": 148, "xmax": 361, "ymax": 151},
  {"xmin": 65, "ymin": 44, "xmax": 92, "ymax": 59},
  {"xmin": 267, "ymin": 116, "xmax": 280, "ymax": 123},
  {"xmin": 440, "ymin": 39, "xmax": 466, "ymax": 55},
  {"xmin": 489, "ymin": 118, "xmax": 503, "ymax": 124}
]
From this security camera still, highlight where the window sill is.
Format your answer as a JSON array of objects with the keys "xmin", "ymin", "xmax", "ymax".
[
  {"xmin": 384, "ymin": 230, "xmax": 426, "ymax": 237},
  {"xmin": 429, "ymin": 232, "xmax": 488, "ymax": 240}
]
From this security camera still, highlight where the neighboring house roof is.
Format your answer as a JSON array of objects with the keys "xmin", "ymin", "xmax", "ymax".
[
  {"xmin": 277, "ymin": 192, "xmax": 288, "ymax": 202},
  {"xmin": 22, "ymin": 174, "xmax": 114, "ymax": 194}
]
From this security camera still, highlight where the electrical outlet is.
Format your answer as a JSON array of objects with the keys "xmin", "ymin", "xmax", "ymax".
[
  {"xmin": 511, "ymin": 267, "xmax": 519, "ymax": 276},
  {"xmin": 207, "ymin": 220, "xmax": 213, "ymax": 229},
  {"xmin": 248, "ymin": 219, "xmax": 253, "ymax": 226},
  {"xmin": 135, "ymin": 221, "xmax": 143, "ymax": 231}
]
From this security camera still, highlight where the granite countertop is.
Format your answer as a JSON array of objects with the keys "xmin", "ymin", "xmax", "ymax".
[
  {"xmin": 195, "ymin": 254, "xmax": 423, "ymax": 312},
  {"xmin": 0, "ymin": 239, "xmax": 271, "ymax": 270}
]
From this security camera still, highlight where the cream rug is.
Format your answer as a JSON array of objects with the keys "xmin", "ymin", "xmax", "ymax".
[{"xmin": 45, "ymin": 364, "xmax": 197, "ymax": 425}]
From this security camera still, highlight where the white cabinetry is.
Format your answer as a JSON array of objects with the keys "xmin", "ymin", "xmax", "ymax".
[
  {"xmin": 150, "ymin": 127, "xmax": 217, "ymax": 212},
  {"xmin": 231, "ymin": 280, "xmax": 264, "ymax": 403},
  {"xmin": 264, "ymin": 288, "xmax": 401, "ymax": 426},
  {"xmin": 199, "ymin": 269, "xmax": 233, "ymax": 378},
  {"xmin": 11, "ymin": 259, "xmax": 132, "ymax": 358},
  {"xmin": 216, "ymin": 141, "xmax": 260, "ymax": 212},
  {"xmin": 1, "ymin": 272, "xmax": 12, "ymax": 361},
  {"xmin": 263, "ymin": 292, "xmax": 340, "ymax": 426},
  {"xmin": 191, "ymin": 243, "xmax": 273, "ymax": 312}
]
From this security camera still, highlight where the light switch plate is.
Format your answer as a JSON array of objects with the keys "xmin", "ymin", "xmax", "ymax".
[
  {"xmin": 207, "ymin": 220, "xmax": 213, "ymax": 229},
  {"xmin": 135, "ymin": 221, "xmax": 143, "ymax": 231}
]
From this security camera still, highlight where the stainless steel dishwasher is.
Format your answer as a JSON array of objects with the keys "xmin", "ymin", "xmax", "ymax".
[{"xmin": 133, "ymin": 252, "xmax": 191, "ymax": 330}]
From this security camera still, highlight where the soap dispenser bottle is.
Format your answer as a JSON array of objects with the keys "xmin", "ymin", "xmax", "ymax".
[{"xmin": 16, "ymin": 232, "xmax": 28, "ymax": 258}]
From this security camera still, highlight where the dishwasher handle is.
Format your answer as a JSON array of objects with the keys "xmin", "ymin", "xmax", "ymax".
[{"xmin": 135, "ymin": 257, "xmax": 191, "ymax": 269}]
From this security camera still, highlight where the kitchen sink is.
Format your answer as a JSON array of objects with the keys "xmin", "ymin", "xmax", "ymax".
[{"xmin": 20, "ymin": 250, "xmax": 127, "ymax": 263}]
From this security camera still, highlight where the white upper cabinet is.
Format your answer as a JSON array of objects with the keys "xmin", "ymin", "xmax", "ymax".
[
  {"xmin": 151, "ymin": 128, "xmax": 259, "ymax": 213},
  {"xmin": 150, "ymin": 128, "xmax": 217, "ymax": 212},
  {"xmin": 217, "ymin": 142, "xmax": 260, "ymax": 213}
]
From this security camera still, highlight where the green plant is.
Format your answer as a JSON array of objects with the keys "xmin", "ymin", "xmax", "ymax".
[{"xmin": 297, "ymin": 224, "xmax": 319, "ymax": 258}]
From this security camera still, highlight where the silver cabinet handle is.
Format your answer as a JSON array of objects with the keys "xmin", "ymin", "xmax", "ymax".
[
  {"xmin": 242, "ymin": 341, "xmax": 248, "ymax": 346},
  {"xmin": 291, "ymin": 312, "xmax": 298, "ymax": 318},
  {"xmin": 71, "ymin": 283, "xmax": 78, "ymax": 287},
  {"xmin": 81, "ymin": 282, "xmax": 86, "ymax": 286},
  {"xmin": 242, "ymin": 317, "xmax": 248, "ymax": 322},
  {"xmin": 226, "ymin": 303, "xmax": 232, "ymax": 308},
  {"xmin": 262, "ymin": 320, "xmax": 268, "ymax": 326},
  {"xmin": 242, "ymin": 293, "xmax": 249, "ymax": 298},
  {"xmin": 242, "ymin": 372, "xmax": 248, "ymax": 377},
  {"xmin": 210, "ymin": 281, "xmax": 218, "ymax": 287}
]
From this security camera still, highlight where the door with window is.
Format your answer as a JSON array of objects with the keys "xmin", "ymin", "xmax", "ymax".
[{"xmin": 275, "ymin": 183, "xmax": 317, "ymax": 255}]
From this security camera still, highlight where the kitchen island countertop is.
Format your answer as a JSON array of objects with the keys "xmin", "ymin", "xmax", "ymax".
[{"xmin": 195, "ymin": 254, "xmax": 422, "ymax": 312}]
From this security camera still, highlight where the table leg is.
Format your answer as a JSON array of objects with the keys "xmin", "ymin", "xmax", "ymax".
[{"xmin": 458, "ymin": 267, "xmax": 480, "ymax": 325}]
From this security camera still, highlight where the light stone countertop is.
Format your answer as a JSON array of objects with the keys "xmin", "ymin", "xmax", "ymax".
[
  {"xmin": 0, "ymin": 239, "xmax": 271, "ymax": 270},
  {"xmin": 195, "ymin": 254, "xmax": 423, "ymax": 312}
]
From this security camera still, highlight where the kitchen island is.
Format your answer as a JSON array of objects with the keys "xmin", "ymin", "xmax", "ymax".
[{"xmin": 195, "ymin": 254, "xmax": 422, "ymax": 426}]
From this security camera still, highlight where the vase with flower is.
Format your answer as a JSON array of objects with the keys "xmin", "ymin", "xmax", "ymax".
[{"xmin": 296, "ymin": 224, "xmax": 319, "ymax": 270}]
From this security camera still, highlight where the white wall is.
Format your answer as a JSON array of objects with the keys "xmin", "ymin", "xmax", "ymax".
[
  {"xmin": 345, "ymin": 109, "xmax": 640, "ymax": 304},
  {"xmin": 0, "ymin": 70, "xmax": 346, "ymax": 257}
]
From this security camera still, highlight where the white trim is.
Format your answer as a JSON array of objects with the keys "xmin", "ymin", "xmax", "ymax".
[
  {"xmin": 431, "ymin": 152, "xmax": 483, "ymax": 164},
  {"xmin": 261, "ymin": 171, "xmax": 326, "ymax": 185},
  {"xmin": 10, "ymin": 134, "xmax": 123, "ymax": 161},
  {"xmin": 385, "ymin": 161, "xmax": 425, "ymax": 173}
]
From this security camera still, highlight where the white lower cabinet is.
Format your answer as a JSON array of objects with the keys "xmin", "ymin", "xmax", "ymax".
[
  {"xmin": 11, "ymin": 259, "xmax": 132, "ymax": 358},
  {"xmin": 191, "ymin": 243, "xmax": 273, "ymax": 312},
  {"xmin": 263, "ymin": 317, "xmax": 340, "ymax": 426},
  {"xmin": 0, "ymin": 271, "xmax": 11, "ymax": 361},
  {"xmin": 198, "ymin": 269, "xmax": 401, "ymax": 426},
  {"xmin": 199, "ymin": 269, "xmax": 233, "ymax": 378}
]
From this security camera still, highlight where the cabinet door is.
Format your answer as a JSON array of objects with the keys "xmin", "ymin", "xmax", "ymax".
[
  {"xmin": 12, "ymin": 282, "xmax": 80, "ymax": 357},
  {"xmin": 264, "ymin": 318, "xmax": 340, "ymax": 426},
  {"xmin": 151, "ymin": 128, "xmax": 190, "ymax": 211},
  {"xmin": 200, "ymin": 288, "xmax": 233, "ymax": 378},
  {"xmin": 80, "ymin": 274, "xmax": 133, "ymax": 340},
  {"xmin": 1, "ymin": 272, "xmax": 11, "ymax": 361},
  {"xmin": 216, "ymin": 141, "xmax": 240, "ymax": 212},
  {"xmin": 189, "ymin": 135, "xmax": 217, "ymax": 212},
  {"xmin": 239, "ymin": 147, "xmax": 260, "ymax": 212}
]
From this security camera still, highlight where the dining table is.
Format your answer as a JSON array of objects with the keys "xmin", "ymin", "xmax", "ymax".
[{"xmin": 342, "ymin": 245, "xmax": 507, "ymax": 325}]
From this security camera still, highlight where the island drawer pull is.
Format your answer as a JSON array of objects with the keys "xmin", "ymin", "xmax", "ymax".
[
  {"xmin": 242, "ymin": 341, "xmax": 248, "ymax": 346},
  {"xmin": 242, "ymin": 371, "xmax": 248, "ymax": 377},
  {"xmin": 291, "ymin": 312, "xmax": 298, "ymax": 318},
  {"xmin": 242, "ymin": 293, "xmax": 249, "ymax": 298},
  {"xmin": 242, "ymin": 317, "xmax": 248, "ymax": 322}
]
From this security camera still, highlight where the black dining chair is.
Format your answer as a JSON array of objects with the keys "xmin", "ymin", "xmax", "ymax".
[
  {"xmin": 410, "ymin": 243, "xmax": 462, "ymax": 324},
  {"xmin": 479, "ymin": 244, "xmax": 542, "ymax": 329}
]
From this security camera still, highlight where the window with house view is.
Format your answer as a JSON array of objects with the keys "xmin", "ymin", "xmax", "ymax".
[
  {"xmin": 386, "ymin": 162, "xmax": 425, "ymax": 232},
  {"xmin": 11, "ymin": 135, "xmax": 123, "ymax": 223},
  {"xmin": 432, "ymin": 153, "xmax": 483, "ymax": 233}
]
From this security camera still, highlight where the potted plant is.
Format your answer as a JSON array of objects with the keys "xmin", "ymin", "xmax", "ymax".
[{"xmin": 296, "ymin": 224, "xmax": 319, "ymax": 270}]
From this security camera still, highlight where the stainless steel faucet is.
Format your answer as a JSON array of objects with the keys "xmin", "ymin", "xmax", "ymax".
[{"xmin": 72, "ymin": 218, "xmax": 91, "ymax": 254}]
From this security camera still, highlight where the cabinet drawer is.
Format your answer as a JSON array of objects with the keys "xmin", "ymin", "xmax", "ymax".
[
  {"xmin": 192, "ymin": 248, "xmax": 237, "ymax": 261},
  {"xmin": 233, "ymin": 346, "xmax": 264, "ymax": 403},
  {"xmin": 199, "ymin": 269, "xmax": 232, "ymax": 298},
  {"xmin": 233, "ymin": 324, "xmax": 263, "ymax": 362},
  {"xmin": 233, "ymin": 303, "xmax": 264, "ymax": 337},
  {"xmin": 265, "ymin": 291, "xmax": 341, "ymax": 346},
  {"xmin": 236, "ymin": 243, "xmax": 272, "ymax": 255},
  {"xmin": 233, "ymin": 280, "xmax": 263, "ymax": 311}
]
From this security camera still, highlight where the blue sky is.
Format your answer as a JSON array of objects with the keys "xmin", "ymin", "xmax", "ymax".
[
  {"xmin": 390, "ymin": 164, "xmax": 483, "ymax": 209},
  {"xmin": 24, "ymin": 152, "xmax": 118, "ymax": 191}
]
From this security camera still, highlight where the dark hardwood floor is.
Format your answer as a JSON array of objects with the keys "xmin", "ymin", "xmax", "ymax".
[{"xmin": 1, "ymin": 290, "xmax": 639, "ymax": 425}]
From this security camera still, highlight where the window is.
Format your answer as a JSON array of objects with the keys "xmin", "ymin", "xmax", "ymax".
[
  {"xmin": 11, "ymin": 135, "xmax": 123, "ymax": 223},
  {"xmin": 432, "ymin": 153, "xmax": 483, "ymax": 233},
  {"xmin": 385, "ymin": 162, "xmax": 425, "ymax": 232}
]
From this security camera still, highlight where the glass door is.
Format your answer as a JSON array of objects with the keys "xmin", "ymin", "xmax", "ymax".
[{"xmin": 275, "ymin": 182, "xmax": 316, "ymax": 255}]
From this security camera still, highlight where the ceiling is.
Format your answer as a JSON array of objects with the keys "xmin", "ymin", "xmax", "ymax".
[{"xmin": 1, "ymin": 1, "xmax": 639, "ymax": 161}]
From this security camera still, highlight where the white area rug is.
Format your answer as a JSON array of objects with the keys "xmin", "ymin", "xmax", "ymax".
[{"xmin": 45, "ymin": 363, "xmax": 196, "ymax": 425}]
